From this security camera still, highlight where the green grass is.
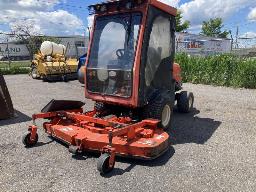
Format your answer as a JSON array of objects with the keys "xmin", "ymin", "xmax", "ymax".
[
  {"xmin": 0, "ymin": 61, "xmax": 31, "ymax": 68},
  {"xmin": 175, "ymin": 53, "xmax": 256, "ymax": 89},
  {"xmin": 0, "ymin": 61, "xmax": 31, "ymax": 75},
  {"xmin": 0, "ymin": 66, "xmax": 30, "ymax": 75}
]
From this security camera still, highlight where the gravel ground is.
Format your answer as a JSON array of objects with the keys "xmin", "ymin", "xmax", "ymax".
[{"xmin": 0, "ymin": 75, "xmax": 255, "ymax": 192}]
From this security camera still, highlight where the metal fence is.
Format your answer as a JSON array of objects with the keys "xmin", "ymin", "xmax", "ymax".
[{"xmin": 1, "ymin": 32, "xmax": 256, "ymax": 68}]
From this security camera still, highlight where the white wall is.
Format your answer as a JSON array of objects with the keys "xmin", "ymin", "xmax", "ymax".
[
  {"xmin": 0, "ymin": 36, "xmax": 89, "ymax": 60},
  {"xmin": 0, "ymin": 43, "xmax": 29, "ymax": 57}
]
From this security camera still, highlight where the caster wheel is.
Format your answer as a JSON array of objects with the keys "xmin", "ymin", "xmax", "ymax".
[
  {"xmin": 22, "ymin": 133, "xmax": 38, "ymax": 147},
  {"xmin": 97, "ymin": 153, "xmax": 115, "ymax": 174},
  {"xmin": 68, "ymin": 145, "xmax": 79, "ymax": 154}
]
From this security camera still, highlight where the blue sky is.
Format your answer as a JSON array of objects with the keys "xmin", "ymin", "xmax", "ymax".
[{"xmin": 0, "ymin": 0, "xmax": 256, "ymax": 38}]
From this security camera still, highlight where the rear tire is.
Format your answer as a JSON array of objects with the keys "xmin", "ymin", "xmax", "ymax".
[
  {"xmin": 143, "ymin": 96, "xmax": 173, "ymax": 130},
  {"xmin": 177, "ymin": 91, "xmax": 194, "ymax": 113}
]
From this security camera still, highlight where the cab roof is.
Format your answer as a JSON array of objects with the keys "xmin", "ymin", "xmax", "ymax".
[{"xmin": 88, "ymin": 0, "xmax": 177, "ymax": 16}]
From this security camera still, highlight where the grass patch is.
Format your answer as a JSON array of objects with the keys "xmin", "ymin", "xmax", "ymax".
[
  {"xmin": 175, "ymin": 53, "xmax": 256, "ymax": 89},
  {"xmin": 0, "ymin": 61, "xmax": 31, "ymax": 68},
  {"xmin": 0, "ymin": 61, "xmax": 31, "ymax": 75},
  {"xmin": 0, "ymin": 66, "xmax": 30, "ymax": 75}
]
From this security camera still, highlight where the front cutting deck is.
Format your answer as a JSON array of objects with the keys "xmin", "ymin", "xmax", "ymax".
[
  {"xmin": 25, "ymin": 108, "xmax": 169, "ymax": 159},
  {"xmin": 22, "ymin": 100, "xmax": 170, "ymax": 174},
  {"xmin": 46, "ymin": 119, "xmax": 169, "ymax": 159}
]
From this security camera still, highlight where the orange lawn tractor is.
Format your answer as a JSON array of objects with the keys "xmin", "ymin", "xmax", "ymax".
[{"xmin": 22, "ymin": 0, "xmax": 194, "ymax": 174}]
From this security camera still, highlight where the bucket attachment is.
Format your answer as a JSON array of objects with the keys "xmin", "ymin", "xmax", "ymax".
[
  {"xmin": 41, "ymin": 99, "xmax": 85, "ymax": 113},
  {"xmin": 0, "ymin": 75, "xmax": 14, "ymax": 120}
]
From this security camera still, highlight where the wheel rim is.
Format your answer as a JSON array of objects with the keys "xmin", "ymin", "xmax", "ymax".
[
  {"xmin": 32, "ymin": 68, "xmax": 37, "ymax": 78},
  {"xmin": 162, "ymin": 104, "xmax": 171, "ymax": 127},
  {"xmin": 98, "ymin": 153, "xmax": 114, "ymax": 174},
  {"xmin": 189, "ymin": 95, "xmax": 193, "ymax": 108}
]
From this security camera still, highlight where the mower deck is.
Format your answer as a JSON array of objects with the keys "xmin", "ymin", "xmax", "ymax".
[
  {"xmin": 23, "ymin": 107, "xmax": 170, "ymax": 173},
  {"xmin": 47, "ymin": 119, "xmax": 169, "ymax": 159}
]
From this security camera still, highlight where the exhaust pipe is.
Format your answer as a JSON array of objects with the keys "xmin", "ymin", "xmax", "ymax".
[{"xmin": 0, "ymin": 75, "xmax": 14, "ymax": 120}]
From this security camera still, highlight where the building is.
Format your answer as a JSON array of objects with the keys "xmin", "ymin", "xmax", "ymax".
[
  {"xmin": 0, "ymin": 35, "xmax": 89, "ymax": 61},
  {"xmin": 58, "ymin": 36, "xmax": 89, "ymax": 58}
]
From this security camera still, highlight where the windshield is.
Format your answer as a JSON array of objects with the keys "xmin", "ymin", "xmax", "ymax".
[{"xmin": 87, "ymin": 13, "xmax": 142, "ymax": 97}]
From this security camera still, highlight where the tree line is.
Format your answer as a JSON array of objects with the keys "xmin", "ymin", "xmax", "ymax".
[{"xmin": 176, "ymin": 10, "xmax": 229, "ymax": 38}]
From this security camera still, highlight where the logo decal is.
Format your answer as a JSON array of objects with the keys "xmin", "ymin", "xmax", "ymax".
[
  {"xmin": 156, "ymin": 135, "xmax": 165, "ymax": 140},
  {"xmin": 61, "ymin": 127, "xmax": 74, "ymax": 132}
]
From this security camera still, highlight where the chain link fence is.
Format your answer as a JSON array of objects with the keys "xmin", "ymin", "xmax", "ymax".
[
  {"xmin": 175, "ymin": 33, "xmax": 256, "ymax": 57},
  {"xmin": 1, "ymin": 32, "xmax": 256, "ymax": 69}
]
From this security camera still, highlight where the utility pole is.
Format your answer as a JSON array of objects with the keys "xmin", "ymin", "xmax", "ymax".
[
  {"xmin": 235, "ymin": 26, "xmax": 239, "ymax": 49},
  {"xmin": 6, "ymin": 36, "xmax": 11, "ymax": 68},
  {"xmin": 229, "ymin": 30, "xmax": 233, "ymax": 51}
]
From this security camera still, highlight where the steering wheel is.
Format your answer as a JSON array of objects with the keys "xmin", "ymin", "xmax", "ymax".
[{"xmin": 116, "ymin": 49, "xmax": 125, "ymax": 59}]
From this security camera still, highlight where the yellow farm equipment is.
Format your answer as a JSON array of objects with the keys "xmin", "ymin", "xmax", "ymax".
[{"xmin": 30, "ymin": 41, "xmax": 78, "ymax": 82}]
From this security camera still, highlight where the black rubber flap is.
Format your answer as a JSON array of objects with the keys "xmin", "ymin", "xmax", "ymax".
[
  {"xmin": 0, "ymin": 75, "xmax": 14, "ymax": 120},
  {"xmin": 41, "ymin": 99, "xmax": 85, "ymax": 113}
]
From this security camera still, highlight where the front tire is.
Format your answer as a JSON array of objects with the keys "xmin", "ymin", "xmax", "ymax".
[{"xmin": 143, "ymin": 96, "xmax": 173, "ymax": 130}]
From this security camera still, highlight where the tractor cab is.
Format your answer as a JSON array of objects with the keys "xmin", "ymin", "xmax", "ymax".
[{"xmin": 86, "ymin": 0, "xmax": 177, "ymax": 108}]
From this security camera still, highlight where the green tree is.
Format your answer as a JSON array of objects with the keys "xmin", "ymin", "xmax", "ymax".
[
  {"xmin": 200, "ymin": 18, "xmax": 229, "ymax": 38},
  {"xmin": 176, "ymin": 10, "xmax": 190, "ymax": 32},
  {"xmin": 12, "ymin": 23, "xmax": 60, "ymax": 60}
]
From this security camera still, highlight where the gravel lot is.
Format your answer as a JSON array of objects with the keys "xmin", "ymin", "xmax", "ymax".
[{"xmin": 0, "ymin": 75, "xmax": 255, "ymax": 192}]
